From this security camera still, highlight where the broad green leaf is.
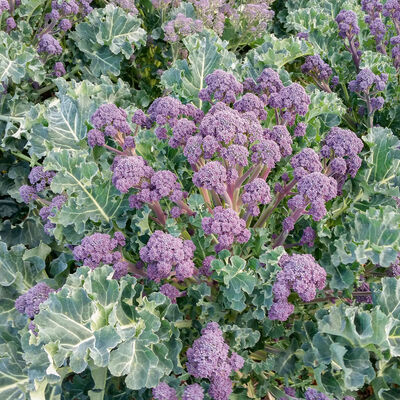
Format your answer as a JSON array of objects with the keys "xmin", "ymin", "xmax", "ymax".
[
  {"xmin": 0, "ymin": 328, "xmax": 29, "ymax": 400},
  {"xmin": 374, "ymin": 278, "xmax": 400, "ymax": 321},
  {"xmin": 362, "ymin": 127, "xmax": 400, "ymax": 197},
  {"xmin": 332, "ymin": 206, "xmax": 400, "ymax": 268},
  {"xmin": 330, "ymin": 343, "xmax": 375, "ymax": 390},
  {"xmin": 44, "ymin": 149, "xmax": 128, "ymax": 232},
  {"xmin": 305, "ymin": 88, "xmax": 346, "ymax": 127},
  {"xmin": 242, "ymin": 34, "xmax": 313, "ymax": 79},
  {"xmin": 161, "ymin": 30, "xmax": 239, "ymax": 106},
  {"xmin": 72, "ymin": 5, "xmax": 146, "ymax": 77},
  {"xmin": 0, "ymin": 31, "xmax": 44, "ymax": 85}
]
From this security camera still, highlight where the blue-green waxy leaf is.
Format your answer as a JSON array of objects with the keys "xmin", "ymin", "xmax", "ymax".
[
  {"xmin": 242, "ymin": 34, "xmax": 313, "ymax": 79},
  {"xmin": 72, "ymin": 5, "xmax": 146, "ymax": 77},
  {"xmin": 161, "ymin": 30, "xmax": 238, "ymax": 106},
  {"xmin": 362, "ymin": 127, "xmax": 400, "ymax": 197},
  {"xmin": 330, "ymin": 343, "xmax": 375, "ymax": 390},
  {"xmin": 44, "ymin": 149, "xmax": 128, "ymax": 232},
  {"xmin": 0, "ymin": 328, "xmax": 29, "ymax": 400},
  {"xmin": 0, "ymin": 31, "xmax": 44, "ymax": 85},
  {"xmin": 211, "ymin": 255, "xmax": 257, "ymax": 312}
]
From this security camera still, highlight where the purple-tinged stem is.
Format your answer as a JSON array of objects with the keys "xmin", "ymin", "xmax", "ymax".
[
  {"xmin": 254, "ymin": 179, "xmax": 297, "ymax": 228},
  {"xmin": 150, "ymin": 202, "xmax": 166, "ymax": 226},
  {"xmin": 103, "ymin": 144, "xmax": 125, "ymax": 155}
]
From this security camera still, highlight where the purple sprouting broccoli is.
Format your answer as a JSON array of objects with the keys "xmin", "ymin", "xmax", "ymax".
[
  {"xmin": 169, "ymin": 118, "xmax": 198, "ymax": 148},
  {"xmin": 301, "ymin": 55, "xmax": 333, "ymax": 92},
  {"xmin": 391, "ymin": 36, "xmax": 400, "ymax": 69},
  {"xmin": 290, "ymin": 148, "xmax": 322, "ymax": 180},
  {"xmin": 335, "ymin": 10, "xmax": 361, "ymax": 70},
  {"xmin": 184, "ymin": 135, "xmax": 219, "ymax": 165},
  {"xmin": 255, "ymin": 68, "xmax": 284, "ymax": 104},
  {"xmin": 59, "ymin": 18, "xmax": 72, "ymax": 31},
  {"xmin": 112, "ymin": 0, "xmax": 138, "ymax": 14},
  {"xmin": 233, "ymin": 93, "xmax": 268, "ymax": 120},
  {"xmin": 293, "ymin": 122, "xmax": 307, "ymax": 138},
  {"xmin": 53, "ymin": 61, "xmax": 66, "ymax": 77},
  {"xmin": 147, "ymin": 96, "xmax": 187, "ymax": 128},
  {"xmin": 19, "ymin": 185, "xmax": 38, "ymax": 203},
  {"xmin": 361, "ymin": 0, "xmax": 386, "ymax": 53},
  {"xmin": 297, "ymin": 172, "xmax": 337, "ymax": 221},
  {"xmin": 132, "ymin": 109, "xmax": 150, "ymax": 128},
  {"xmin": 264, "ymin": 125, "xmax": 293, "ymax": 157},
  {"xmin": 220, "ymin": 145, "xmax": 249, "ymax": 167},
  {"xmin": 163, "ymin": 13, "xmax": 203, "ymax": 42},
  {"xmin": 111, "ymin": 155, "xmax": 154, "ymax": 193},
  {"xmin": 242, "ymin": 3, "xmax": 274, "ymax": 37},
  {"xmin": 152, "ymin": 382, "xmax": 178, "ymax": 400},
  {"xmin": 297, "ymin": 31, "xmax": 309, "ymax": 40},
  {"xmin": 199, "ymin": 255, "xmax": 215, "ymax": 277},
  {"xmin": 73, "ymin": 232, "xmax": 128, "ymax": 279},
  {"xmin": 6, "ymin": 17, "xmax": 16, "ymax": 32},
  {"xmin": 28, "ymin": 166, "xmax": 56, "ymax": 192},
  {"xmin": 383, "ymin": 0, "xmax": 400, "ymax": 22},
  {"xmin": 354, "ymin": 279, "xmax": 373, "ymax": 303},
  {"xmin": 90, "ymin": 104, "xmax": 132, "ymax": 138},
  {"xmin": 348, "ymin": 68, "xmax": 388, "ymax": 93},
  {"xmin": 242, "ymin": 178, "xmax": 271, "ymax": 216},
  {"xmin": 348, "ymin": 68, "xmax": 388, "ymax": 114},
  {"xmin": 182, "ymin": 383, "xmax": 204, "ymax": 400},
  {"xmin": 269, "ymin": 254, "xmax": 326, "ymax": 321},
  {"xmin": 193, "ymin": 161, "xmax": 229, "ymax": 195},
  {"xmin": 199, "ymin": 70, "xmax": 243, "ymax": 105},
  {"xmin": 39, "ymin": 194, "xmax": 67, "ymax": 234},
  {"xmin": 160, "ymin": 283, "xmax": 184, "ymax": 303},
  {"xmin": 0, "ymin": 0, "xmax": 10, "ymax": 14},
  {"xmin": 269, "ymin": 83, "xmax": 311, "ymax": 126},
  {"xmin": 387, "ymin": 253, "xmax": 400, "ymax": 276},
  {"xmin": 186, "ymin": 322, "xmax": 244, "ymax": 400},
  {"xmin": 15, "ymin": 282, "xmax": 54, "ymax": 319},
  {"xmin": 139, "ymin": 230, "xmax": 196, "ymax": 282},
  {"xmin": 304, "ymin": 388, "xmax": 331, "ymax": 400},
  {"xmin": 251, "ymin": 139, "xmax": 281, "ymax": 168},
  {"xmin": 202, "ymin": 207, "xmax": 250, "ymax": 252},
  {"xmin": 284, "ymin": 387, "xmax": 297, "ymax": 398},
  {"xmin": 321, "ymin": 127, "xmax": 363, "ymax": 178},
  {"xmin": 300, "ymin": 226, "xmax": 316, "ymax": 247},
  {"xmin": 37, "ymin": 34, "xmax": 63, "ymax": 55},
  {"xmin": 200, "ymin": 104, "xmax": 246, "ymax": 145}
]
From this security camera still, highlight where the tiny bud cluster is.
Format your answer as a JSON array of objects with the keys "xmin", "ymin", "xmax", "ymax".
[
  {"xmin": 139, "ymin": 230, "xmax": 196, "ymax": 281},
  {"xmin": 202, "ymin": 207, "xmax": 250, "ymax": 252},
  {"xmin": 186, "ymin": 322, "xmax": 244, "ymax": 400},
  {"xmin": 73, "ymin": 232, "xmax": 128, "ymax": 279},
  {"xmin": 269, "ymin": 254, "xmax": 327, "ymax": 321},
  {"xmin": 15, "ymin": 282, "xmax": 54, "ymax": 319}
]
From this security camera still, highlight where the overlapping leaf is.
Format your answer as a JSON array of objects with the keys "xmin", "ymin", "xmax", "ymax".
[
  {"xmin": 161, "ymin": 30, "xmax": 239, "ymax": 106},
  {"xmin": 72, "ymin": 5, "xmax": 146, "ymax": 76},
  {"xmin": 44, "ymin": 149, "xmax": 128, "ymax": 233}
]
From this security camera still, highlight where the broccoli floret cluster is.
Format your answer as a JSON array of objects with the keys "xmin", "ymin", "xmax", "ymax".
[
  {"xmin": 269, "ymin": 254, "xmax": 327, "ymax": 321},
  {"xmin": 73, "ymin": 232, "xmax": 128, "ymax": 279},
  {"xmin": 139, "ymin": 230, "xmax": 196, "ymax": 281}
]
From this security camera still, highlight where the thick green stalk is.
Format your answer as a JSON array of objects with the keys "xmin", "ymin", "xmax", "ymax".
[{"xmin": 88, "ymin": 363, "xmax": 108, "ymax": 400}]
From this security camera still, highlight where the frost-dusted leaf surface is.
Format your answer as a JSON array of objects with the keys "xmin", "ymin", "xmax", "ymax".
[
  {"xmin": 161, "ymin": 30, "xmax": 238, "ymax": 105},
  {"xmin": 45, "ymin": 149, "xmax": 128, "ymax": 231}
]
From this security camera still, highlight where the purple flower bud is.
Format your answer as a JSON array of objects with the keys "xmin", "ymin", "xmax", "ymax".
[
  {"xmin": 53, "ymin": 61, "xmax": 66, "ymax": 77},
  {"xmin": 37, "ymin": 34, "xmax": 63, "ymax": 55}
]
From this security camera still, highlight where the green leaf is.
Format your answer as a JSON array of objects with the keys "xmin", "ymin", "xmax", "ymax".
[
  {"xmin": 161, "ymin": 30, "xmax": 239, "ymax": 106},
  {"xmin": 0, "ymin": 31, "xmax": 44, "ymax": 84},
  {"xmin": 330, "ymin": 343, "xmax": 375, "ymax": 390},
  {"xmin": 0, "ymin": 328, "xmax": 29, "ymax": 400},
  {"xmin": 72, "ymin": 5, "xmax": 146, "ymax": 77},
  {"xmin": 242, "ymin": 34, "xmax": 313, "ymax": 79},
  {"xmin": 362, "ymin": 127, "xmax": 400, "ymax": 197},
  {"xmin": 44, "ymin": 149, "xmax": 128, "ymax": 232}
]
